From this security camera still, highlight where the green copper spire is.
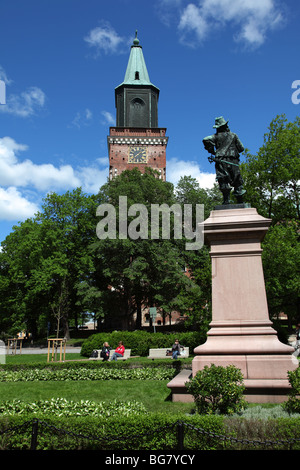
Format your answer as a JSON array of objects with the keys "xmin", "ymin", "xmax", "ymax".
[
  {"xmin": 117, "ymin": 31, "xmax": 159, "ymax": 89},
  {"xmin": 114, "ymin": 31, "xmax": 160, "ymax": 127}
]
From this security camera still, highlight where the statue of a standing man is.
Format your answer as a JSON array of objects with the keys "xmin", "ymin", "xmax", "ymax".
[{"xmin": 203, "ymin": 117, "xmax": 246, "ymax": 205}]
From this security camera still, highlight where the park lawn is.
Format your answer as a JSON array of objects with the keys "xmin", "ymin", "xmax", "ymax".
[
  {"xmin": 1, "ymin": 353, "xmax": 195, "ymax": 415},
  {"xmin": 0, "ymin": 379, "xmax": 195, "ymax": 415},
  {"xmin": 5, "ymin": 354, "xmax": 194, "ymax": 366},
  {"xmin": 5, "ymin": 353, "xmax": 84, "ymax": 364}
]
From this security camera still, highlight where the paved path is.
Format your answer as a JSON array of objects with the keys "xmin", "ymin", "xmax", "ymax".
[{"xmin": 7, "ymin": 347, "xmax": 82, "ymax": 355}]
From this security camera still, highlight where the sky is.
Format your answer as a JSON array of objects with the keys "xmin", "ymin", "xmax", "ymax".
[{"xmin": 0, "ymin": 0, "xmax": 299, "ymax": 244}]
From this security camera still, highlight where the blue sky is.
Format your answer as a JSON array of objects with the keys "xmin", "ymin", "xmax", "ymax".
[{"xmin": 0, "ymin": 0, "xmax": 299, "ymax": 243}]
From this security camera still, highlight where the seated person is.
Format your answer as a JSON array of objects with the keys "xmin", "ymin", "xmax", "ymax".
[
  {"xmin": 172, "ymin": 339, "xmax": 182, "ymax": 360},
  {"xmin": 100, "ymin": 342, "xmax": 111, "ymax": 361},
  {"xmin": 110, "ymin": 341, "xmax": 125, "ymax": 361}
]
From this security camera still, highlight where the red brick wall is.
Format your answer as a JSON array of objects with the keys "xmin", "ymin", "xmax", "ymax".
[{"xmin": 108, "ymin": 127, "xmax": 168, "ymax": 180}]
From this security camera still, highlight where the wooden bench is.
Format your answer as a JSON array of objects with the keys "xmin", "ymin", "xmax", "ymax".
[
  {"xmin": 89, "ymin": 349, "xmax": 131, "ymax": 360},
  {"xmin": 148, "ymin": 347, "xmax": 189, "ymax": 359}
]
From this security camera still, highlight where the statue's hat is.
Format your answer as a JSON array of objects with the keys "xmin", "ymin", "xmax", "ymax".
[{"xmin": 213, "ymin": 116, "xmax": 228, "ymax": 128}]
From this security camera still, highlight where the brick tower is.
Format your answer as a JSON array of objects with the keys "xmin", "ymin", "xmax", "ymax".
[{"xmin": 108, "ymin": 32, "xmax": 168, "ymax": 181}]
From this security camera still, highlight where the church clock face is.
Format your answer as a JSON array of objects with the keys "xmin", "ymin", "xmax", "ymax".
[{"xmin": 128, "ymin": 146, "xmax": 148, "ymax": 163}]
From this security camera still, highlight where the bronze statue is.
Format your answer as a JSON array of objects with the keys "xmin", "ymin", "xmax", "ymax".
[{"xmin": 203, "ymin": 117, "xmax": 246, "ymax": 204}]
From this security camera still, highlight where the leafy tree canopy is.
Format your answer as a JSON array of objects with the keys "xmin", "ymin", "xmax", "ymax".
[{"xmin": 0, "ymin": 115, "xmax": 299, "ymax": 338}]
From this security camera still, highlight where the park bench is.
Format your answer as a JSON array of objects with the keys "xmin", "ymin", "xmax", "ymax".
[
  {"xmin": 148, "ymin": 347, "xmax": 189, "ymax": 359},
  {"xmin": 89, "ymin": 349, "xmax": 131, "ymax": 360}
]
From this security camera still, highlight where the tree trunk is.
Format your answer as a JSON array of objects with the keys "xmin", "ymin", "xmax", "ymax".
[
  {"xmin": 135, "ymin": 298, "xmax": 142, "ymax": 329},
  {"xmin": 62, "ymin": 315, "xmax": 70, "ymax": 340}
]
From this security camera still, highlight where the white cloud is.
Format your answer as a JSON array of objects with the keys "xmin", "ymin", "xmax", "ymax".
[
  {"xmin": 84, "ymin": 22, "xmax": 130, "ymax": 55},
  {"xmin": 0, "ymin": 186, "xmax": 39, "ymax": 221},
  {"xmin": 0, "ymin": 86, "xmax": 46, "ymax": 117},
  {"xmin": 0, "ymin": 136, "xmax": 109, "ymax": 222},
  {"xmin": 69, "ymin": 109, "xmax": 115, "ymax": 128},
  {"xmin": 69, "ymin": 108, "xmax": 93, "ymax": 129},
  {"xmin": 178, "ymin": 4, "xmax": 209, "ymax": 43},
  {"xmin": 97, "ymin": 156, "xmax": 109, "ymax": 166},
  {"xmin": 101, "ymin": 110, "xmax": 115, "ymax": 126},
  {"xmin": 175, "ymin": 0, "xmax": 286, "ymax": 48},
  {"xmin": 0, "ymin": 66, "xmax": 12, "ymax": 85},
  {"xmin": 75, "ymin": 165, "xmax": 108, "ymax": 194},
  {"xmin": 0, "ymin": 136, "xmax": 28, "ymax": 156},
  {"xmin": 167, "ymin": 157, "xmax": 216, "ymax": 188},
  {"xmin": 155, "ymin": 0, "xmax": 184, "ymax": 27},
  {"xmin": 0, "ymin": 138, "xmax": 216, "ymax": 225},
  {"xmin": 0, "ymin": 137, "xmax": 81, "ymax": 191}
]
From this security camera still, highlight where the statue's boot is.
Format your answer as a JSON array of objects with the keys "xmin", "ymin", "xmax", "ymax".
[
  {"xmin": 222, "ymin": 189, "xmax": 231, "ymax": 205},
  {"xmin": 234, "ymin": 186, "xmax": 246, "ymax": 203}
]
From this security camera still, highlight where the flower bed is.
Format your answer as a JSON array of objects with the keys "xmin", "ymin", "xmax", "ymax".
[
  {"xmin": 0, "ymin": 366, "xmax": 175, "ymax": 382},
  {"xmin": 0, "ymin": 397, "xmax": 147, "ymax": 417}
]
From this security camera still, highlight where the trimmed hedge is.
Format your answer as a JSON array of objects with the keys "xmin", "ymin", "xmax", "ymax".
[
  {"xmin": 80, "ymin": 330, "xmax": 205, "ymax": 357},
  {"xmin": 0, "ymin": 358, "xmax": 183, "ymax": 373},
  {"xmin": 282, "ymin": 367, "xmax": 300, "ymax": 414},
  {"xmin": 0, "ymin": 413, "xmax": 226, "ymax": 450},
  {"xmin": 1, "ymin": 413, "xmax": 300, "ymax": 450}
]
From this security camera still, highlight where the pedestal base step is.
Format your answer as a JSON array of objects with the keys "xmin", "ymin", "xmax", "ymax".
[
  {"xmin": 167, "ymin": 370, "xmax": 292, "ymax": 404},
  {"xmin": 167, "ymin": 369, "xmax": 193, "ymax": 403}
]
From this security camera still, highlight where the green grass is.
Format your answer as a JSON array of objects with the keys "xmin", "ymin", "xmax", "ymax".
[
  {"xmin": 0, "ymin": 353, "xmax": 195, "ymax": 415},
  {"xmin": 5, "ymin": 353, "xmax": 84, "ymax": 364},
  {"xmin": 2, "ymin": 353, "xmax": 290, "ymax": 416},
  {"xmin": 0, "ymin": 380, "xmax": 194, "ymax": 415}
]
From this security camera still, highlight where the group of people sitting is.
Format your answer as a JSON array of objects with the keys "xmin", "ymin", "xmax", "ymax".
[
  {"xmin": 100, "ymin": 341, "xmax": 125, "ymax": 361},
  {"xmin": 100, "ymin": 338, "xmax": 184, "ymax": 361}
]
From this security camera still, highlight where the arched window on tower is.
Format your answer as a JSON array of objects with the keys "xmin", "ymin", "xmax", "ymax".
[{"xmin": 129, "ymin": 97, "xmax": 147, "ymax": 127}]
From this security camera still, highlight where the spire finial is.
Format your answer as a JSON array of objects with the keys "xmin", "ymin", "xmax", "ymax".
[{"xmin": 133, "ymin": 30, "xmax": 140, "ymax": 46}]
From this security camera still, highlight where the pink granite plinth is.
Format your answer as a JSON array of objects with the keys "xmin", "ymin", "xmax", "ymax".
[{"xmin": 191, "ymin": 208, "xmax": 298, "ymax": 403}]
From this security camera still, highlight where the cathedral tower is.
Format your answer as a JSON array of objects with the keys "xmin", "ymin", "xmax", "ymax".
[{"xmin": 108, "ymin": 32, "xmax": 168, "ymax": 180}]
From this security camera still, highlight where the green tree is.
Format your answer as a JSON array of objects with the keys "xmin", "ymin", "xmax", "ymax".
[
  {"xmin": 35, "ymin": 188, "xmax": 98, "ymax": 338},
  {"xmin": 174, "ymin": 175, "xmax": 214, "ymax": 329},
  {"xmin": 0, "ymin": 188, "xmax": 97, "ymax": 339},
  {"xmin": 175, "ymin": 175, "xmax": 221, "ymax": 220},
  {"xmin": 262, "ymin": 221, "xmax": 300, "ymax": 325},
  {"xmin": 242, "ymin": 114, "xmax": 300, "ymax": 221},
  {"xmin": 241, "ymin": 114, "xmax": 300, "ymax": 328},
  {"xmin": 91, "ymin": 168, "xmax": 195, "ymax": 329},
  {"xmin": 0, "ymin": 219, "xmax": 45, "ymax": 337}
]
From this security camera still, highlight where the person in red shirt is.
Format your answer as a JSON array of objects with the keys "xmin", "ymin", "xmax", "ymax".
[{"xmin": 110, "ymin": 341, "xmax": 125, "ymax": 361}]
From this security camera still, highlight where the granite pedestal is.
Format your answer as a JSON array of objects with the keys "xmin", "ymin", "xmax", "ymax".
[{"xmin": 168, "ymin": 207, "xmax": 298, "ymax": 403}]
